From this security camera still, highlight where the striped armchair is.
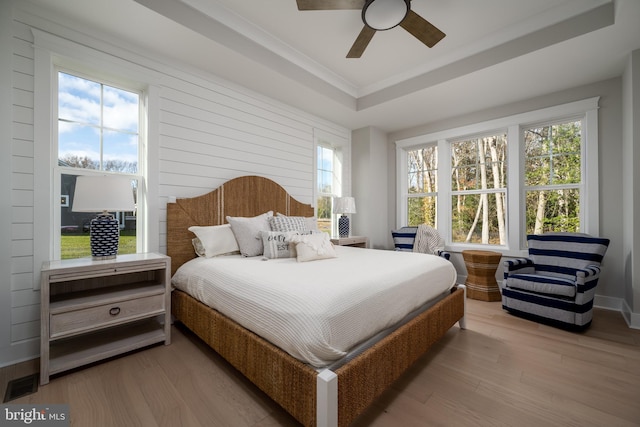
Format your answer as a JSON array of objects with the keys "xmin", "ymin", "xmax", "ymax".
[
  {"xmin": 501, "ymin": 233, "xmax": 610, "ymax": 330},
  {"xmin": 391, "ymin": 225, "xmax": 450, "ymax": 260}
]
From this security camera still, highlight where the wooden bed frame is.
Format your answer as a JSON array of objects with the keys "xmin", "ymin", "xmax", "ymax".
[{"xmin": 166, "ymin": 175, "xmax": 466, "ymax": 427}]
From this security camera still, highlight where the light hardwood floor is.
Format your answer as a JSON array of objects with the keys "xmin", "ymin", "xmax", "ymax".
[{"xmin": 3, "ymin": 299, "xmax": 640, "ymax": 426}]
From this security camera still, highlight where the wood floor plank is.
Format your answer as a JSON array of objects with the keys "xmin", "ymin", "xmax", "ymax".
[{"xmin": 3, "ymin": 301, "xmax": 639, "ymax": 426}]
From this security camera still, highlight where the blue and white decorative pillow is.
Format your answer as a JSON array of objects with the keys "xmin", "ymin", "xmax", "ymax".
[
  {"xmin": 269, "ymin": 215, "xmax": 309, "ymax": 232},
  {"xmin": 276, "ymin": 213, "xmax": 319, "ymax": 232}
]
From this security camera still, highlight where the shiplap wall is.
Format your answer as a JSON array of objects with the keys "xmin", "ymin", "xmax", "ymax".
[
  {"xmin": 8, "ymin": 6, "xmax": 38, "ymax": 363},
  {"xmin": 155, "ymin": 75, "xmax": 350, "ymax": 254},
  {"xmin": 1, "ymin": 3, "xmax": 350, "ymax": 366}
]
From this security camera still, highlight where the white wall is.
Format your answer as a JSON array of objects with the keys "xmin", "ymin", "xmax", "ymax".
[
  {"xmin": 1, "ymin": 0, "xmax": 19, "ymax": 366},
  {"xmin": 622, "ymin": 49, "xmax": 640, "ymax": 327},
  {"xmin": 351, "ymin": 127, "xmax": 389, "ymax": 249},
  {"xmin": 0, "ymin": 1, "xmax": 350, "ymax": 367}
]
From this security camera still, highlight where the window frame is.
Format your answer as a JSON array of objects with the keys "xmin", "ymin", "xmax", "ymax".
[
  {"xmin": 396, "ymin": 97, "xmax": 599, "ymax": 256},
  {"xmin": 403, "ymin": 143, "xmax": 439, "ymax": 228},
  {"xmin": 53, "ymin": 68, "xmax": 144, "ymax": 260},
  {"xmin": 313, "ymin": 129, "xmax": 350, "ymax": 237},
  {"xmin": 33, "ymin": 28, "xmax": 159, "ymax": 279},
  {"xmin": 521, "ymin": 117, "xmax": 584, "ymax": 236},
  {"xmin": 449, "ymin": 132, "xmax": 508, "ymax": 246}
]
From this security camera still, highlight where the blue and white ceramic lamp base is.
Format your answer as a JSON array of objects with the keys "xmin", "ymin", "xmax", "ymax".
[
  {"xmin": 89, "ymin": 213, "xmax": 120, "ymax": 260},
  {"xmin": 338, "ymin": 215, "xmax": 350, "ymax": 238}
]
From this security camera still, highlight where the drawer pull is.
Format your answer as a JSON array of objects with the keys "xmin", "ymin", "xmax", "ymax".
[{"xmin": 109, "ymin": 307, "xmax": 121, "ymax": 316}]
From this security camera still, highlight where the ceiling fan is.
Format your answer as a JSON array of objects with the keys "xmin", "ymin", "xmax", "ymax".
[{"xmin": 296, "ymin": 0, "xmax": 446, "ymax": 58}]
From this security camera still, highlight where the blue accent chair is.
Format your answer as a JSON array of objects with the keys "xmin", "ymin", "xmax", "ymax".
[
  {"xmin": 501, "ymin": 233, "xmax": 610, "ymax": 330},
  {"xmin": 391, "ymin": 226, "xmax": 450, "ymax": 260}
]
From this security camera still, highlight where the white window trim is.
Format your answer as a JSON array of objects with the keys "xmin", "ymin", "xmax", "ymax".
[
  {"xmin": 33, "ymin": 29, "xmax": 160, "ymax": 287},
  {"xmin": 313, "ymin": 129, "xmax": 351, "ymax": 235},
  {"xmin": 53, "ymin": 67, "xmax": 144, "ymax": 260},
  {"xmin": 396, "ymin": 97, "xmax": 600, "ymax": 256}
]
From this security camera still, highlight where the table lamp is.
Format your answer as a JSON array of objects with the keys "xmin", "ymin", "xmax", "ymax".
[
  {"xmin": 333, "ymin": 196, "xmax": 356, "ymax": 238},
  {"xmin": 72, "ymin": 175, "xmax": 135, "ymax": 260}
]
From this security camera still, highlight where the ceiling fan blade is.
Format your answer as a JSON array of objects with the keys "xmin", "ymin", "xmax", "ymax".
[
  {"xmin": 399, "ymin": 10, "xmax": 445, "ymax": 48},
  {"xmin": 296, "ymin": 0, "xmax": 365, "ymax": 10},
  {"xmin": 347, "ymin": 25, "xmax": 376, "ymax": 58}
]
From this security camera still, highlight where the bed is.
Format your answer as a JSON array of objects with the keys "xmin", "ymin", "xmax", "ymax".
[{"xmin": 167, "ymin": 175, "xmax": 466, "ymax": 427}]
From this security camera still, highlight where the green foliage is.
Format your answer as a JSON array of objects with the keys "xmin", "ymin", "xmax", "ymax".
[
  {"xmin": 524, "ymin": 122, "xmax": 581, "ymax": 186},
  {"xmin": 316, "ymin": 196, "xmax": 332, "ymax": 220},
  {"xmin": 406, "ymin": 121, "xmax": 581, "ymax": 244},
  {"xmin": 450, "ymin": 193, "xmax": 505, "ymax": 244},
  {"xmin": 524, "ymin": 122, "xmax": 581, "ymax": 234},
  {"xmin": 525, "ymin": 189, "xmax": 580, "ymax": 234},
  {"xmin": 407, "ymin": 196, "xmax": 436, "ymax": 226}
]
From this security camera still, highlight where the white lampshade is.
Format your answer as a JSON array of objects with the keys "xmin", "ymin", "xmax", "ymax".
[
  {"xmin": 333, "ymin": 197, "xmax": 357, "ymax": 215},
  {"xmin": 363, "ymin": 0, "xmax": 409, "ymax": 31},
  {"xmin": 72, "ymin": 175, "xmax": 135, "ymax": 260},
  {"xmin": 72, "ymin": 175, "xmax": 135, "ymax": 213}
]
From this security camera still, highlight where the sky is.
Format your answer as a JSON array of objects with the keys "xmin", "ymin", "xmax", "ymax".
[{"xmin": 58, "ymin": 72, "xmax": 139, "ymax": 170}]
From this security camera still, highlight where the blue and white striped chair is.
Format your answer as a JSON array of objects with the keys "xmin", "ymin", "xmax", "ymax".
[
  {"xmin": 501, "ymin": 233, "xmax": 610, "ymax": 330},
  {"xmin": 391, "ymin": 226, "xmax": 450, "ymax": 260}
]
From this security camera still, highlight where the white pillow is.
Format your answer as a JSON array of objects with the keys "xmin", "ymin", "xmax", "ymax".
[
  {"xmin": 188, "ymin": 224, "xmax": 240, "ymax": 258},
  {"xmin": 261, "ymin": 230, "xmax": 300, "ymax": 259},
  {"xmin": 290, "ymin": 232, "xmax": 337, "ymax": 262},
  {"xmin": 191, "ymin": 238, "xmax": 206, "ymax": 257},
  {"xmin": 226, "ymin": 211, "xmax": 273, "ymax": 257}
]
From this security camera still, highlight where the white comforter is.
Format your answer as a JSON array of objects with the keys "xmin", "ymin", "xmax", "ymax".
[{"xmin": 171, "ymin": 246, "xmax": 457, "ymax": 368}]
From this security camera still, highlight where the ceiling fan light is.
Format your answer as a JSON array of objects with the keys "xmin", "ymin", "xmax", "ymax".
[{"xmin": 362, "ymin": 0, "xmax": 409, "ymax": 31}]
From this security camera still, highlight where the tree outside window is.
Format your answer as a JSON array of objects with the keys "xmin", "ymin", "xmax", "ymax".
[
  {"xmin": 450, "ymin": 134, "xmax": 507, "ymax": 245},
  {"xmin": 524, "ymin": 121, "xmax": 581, "ymax": 234},
  {"xmin": 406, "ymin": 145, "xmax": 437, "ymax": 226},
  {"xmin": 397, "ymin": 98, "xmax": 597, "ymax": 251}
]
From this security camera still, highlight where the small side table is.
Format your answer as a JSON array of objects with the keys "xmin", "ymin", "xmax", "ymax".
[
  {"xmin": 330, "ymin": 236, "xmax": 368, "ymax": 248},
  {"xmin": 462, "ymin": 250, "xmax": 502, "ymax": 301}
]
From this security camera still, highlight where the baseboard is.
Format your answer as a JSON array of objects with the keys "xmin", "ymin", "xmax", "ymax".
[
  {"xmin": 593, "ymin": 294, "xmax": 622, "ymax": 311},
  {"xmin": 592, "ymin": 295, "xmax": 640, "ymax": 329},
  {"xmin": 621, "ymin": 299, "xmax": 640, "ymax": 330},
  {"xmin": 0, "ymin": 339, "xmax": 39, "ymax": 369}
]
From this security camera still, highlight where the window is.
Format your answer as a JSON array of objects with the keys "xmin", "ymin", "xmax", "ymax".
[
  {"xmin": 56, "ymin": 71, "xmax": 142, "ymax": 259},
  {"xmin": 316, "ymin": 144, "xmax": 342, "ymax": 234},
  {"xmin": 406, "ymin": 145, "xmax": 438, "ymax": 226},
  {"xmin": 524, "ymin": 120, "xmax": 581, "ymax": 234},
  {"xmin": 450, "ymin": 134, "xmax": 507, "ymax": 244},
  {"xmin": 396, "ymin": 98, "xmax": 599, "ymax": 253}
]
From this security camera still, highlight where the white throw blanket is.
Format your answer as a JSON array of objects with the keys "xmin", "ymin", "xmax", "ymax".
[{"xmin": 413, "ymin": 224, "xmax": 445, "ymax": 255}]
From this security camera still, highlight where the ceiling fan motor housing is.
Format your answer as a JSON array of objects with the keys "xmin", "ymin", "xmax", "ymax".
[{"xmin": 362, "ymin": 0, "xmax": 410, "ymax": 31}]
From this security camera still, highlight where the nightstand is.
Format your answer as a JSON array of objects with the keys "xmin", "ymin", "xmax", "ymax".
[
  {"xmin": 40, "ymin": 252, "xmax": 171, "ymax": 385},
  {"xmin": 330, "ymin": 236, "xmax": 368, "ymax": 248}
]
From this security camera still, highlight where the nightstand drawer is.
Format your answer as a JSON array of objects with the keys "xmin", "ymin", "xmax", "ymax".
[
  {"xmin": 50, "ymin": 294, "xmax": 165, "ymax": 338},
  {"xmin": 330, "ymin": 236, "xmax": 368, "ymax": 248}
]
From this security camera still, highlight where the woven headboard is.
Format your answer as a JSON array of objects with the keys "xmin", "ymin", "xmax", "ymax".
[{"xmin": 166, "ymin": 175, "xmax": 314, "ymax": 275}]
